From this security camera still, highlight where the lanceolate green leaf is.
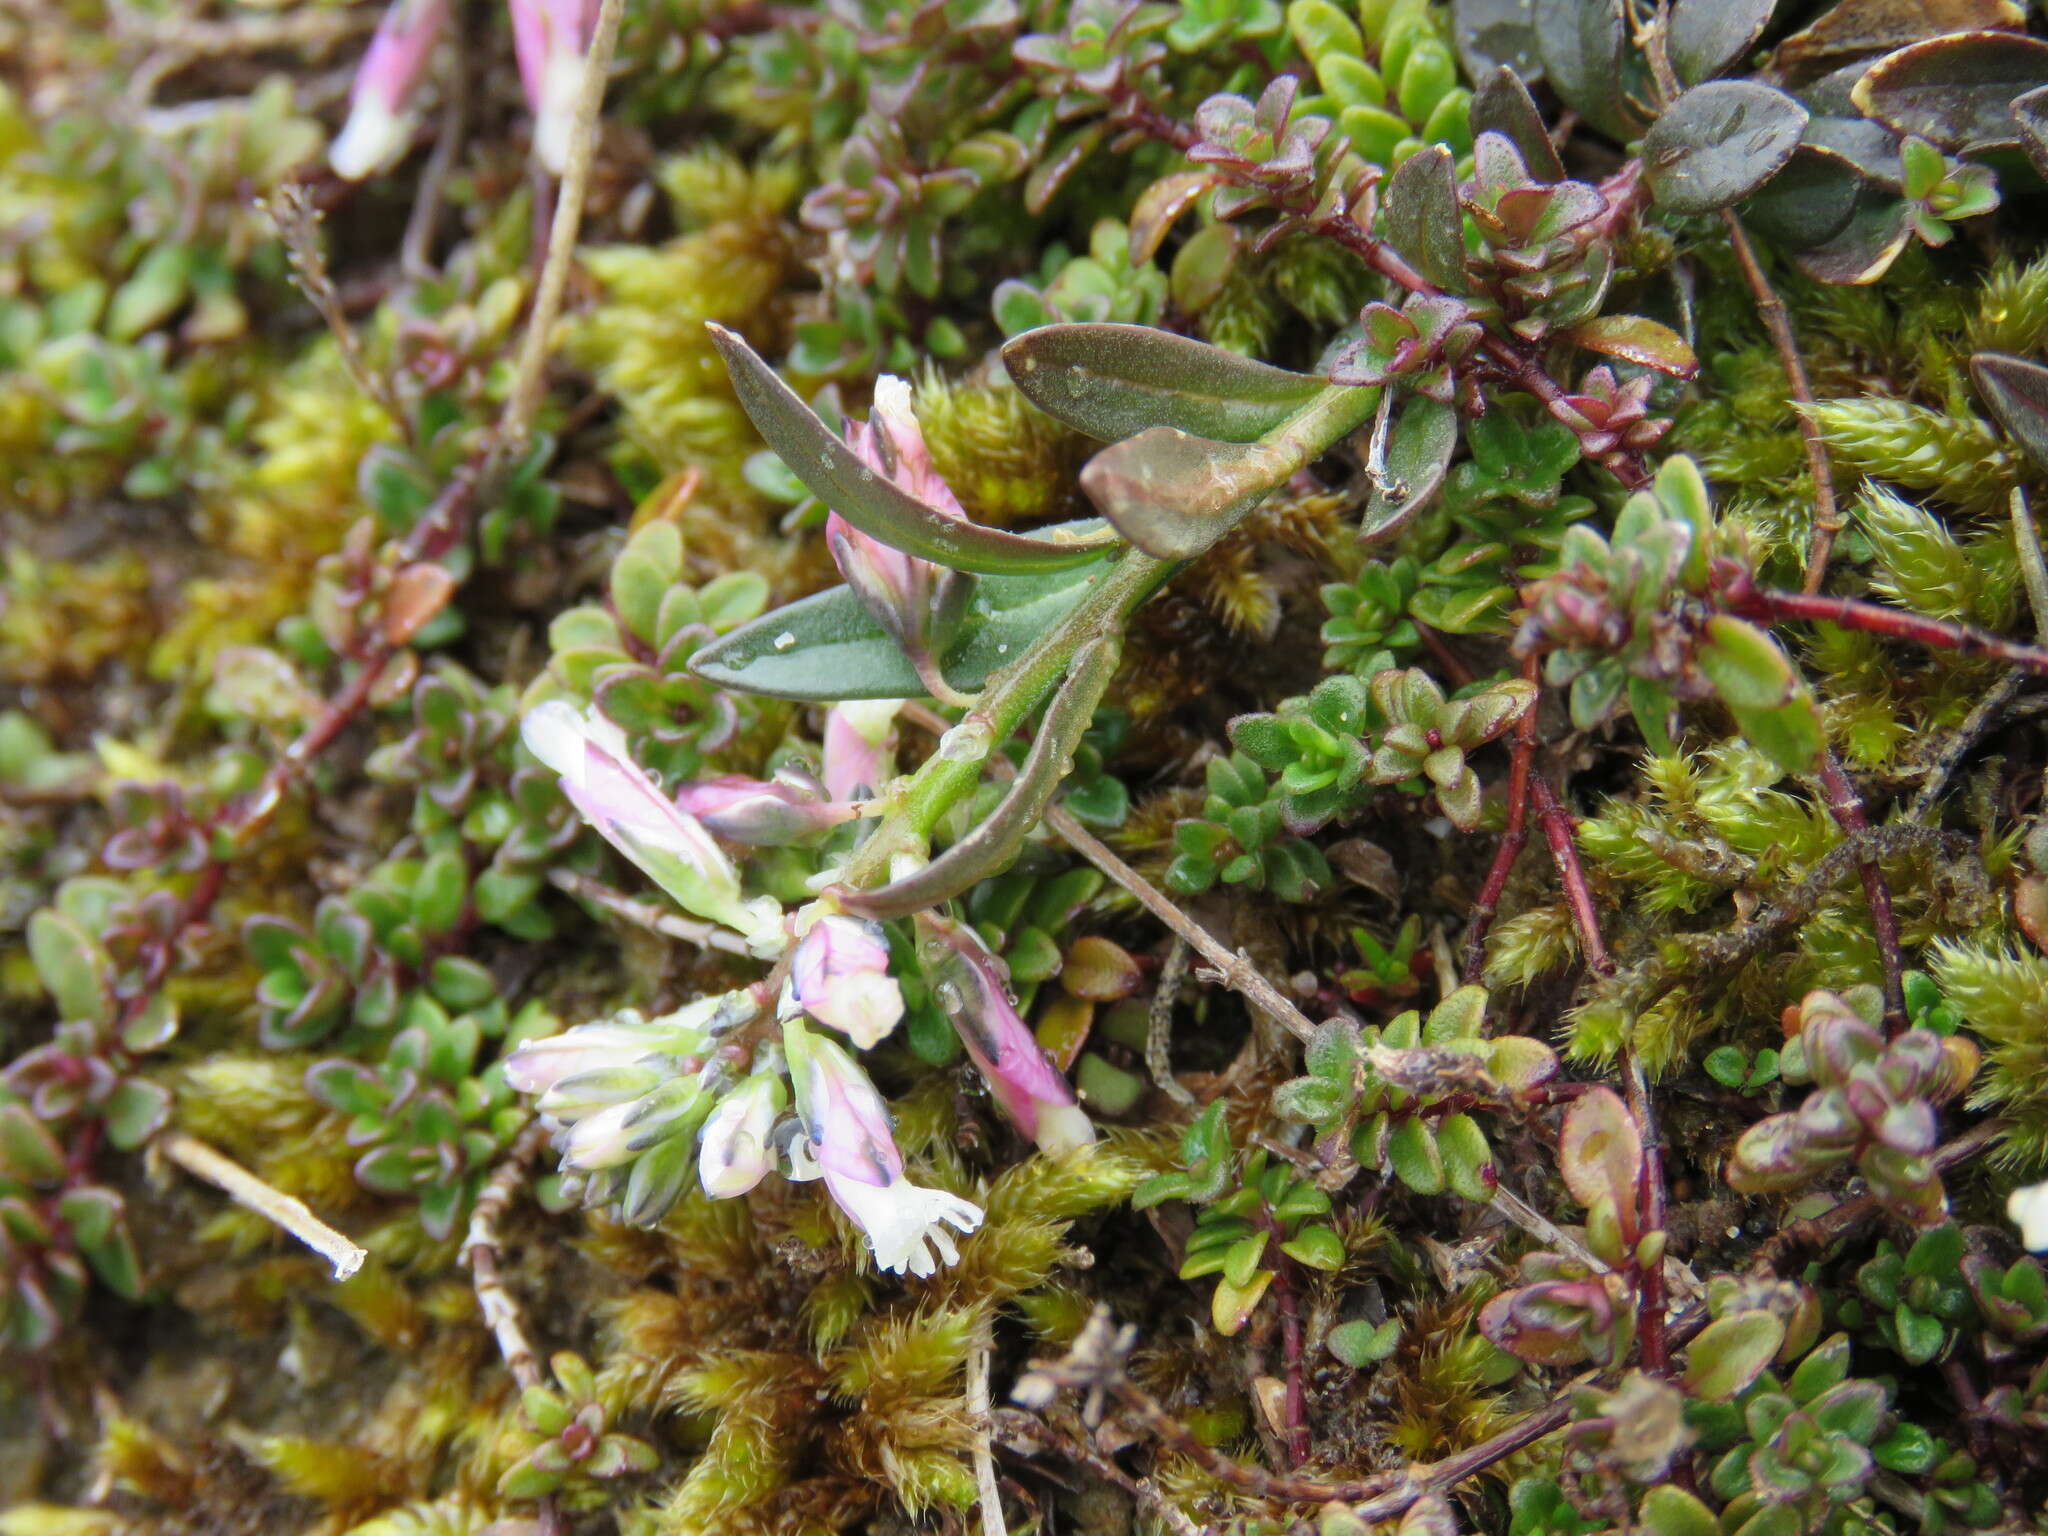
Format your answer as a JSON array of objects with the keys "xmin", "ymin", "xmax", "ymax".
[
  {"xmin": 708, "ymin": 323, "xmax": 1119, "ymax": 574},
  {"xmin": 1000, "ymin": 323, "xmax": 1326, "ymax": 444},
  {"xmin": 691, "ymin": 535, "xmax": 1119, "ymax": 700}
]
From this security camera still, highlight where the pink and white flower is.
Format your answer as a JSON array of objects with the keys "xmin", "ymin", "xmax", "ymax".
[
  {"xmin": 330, "ymin": 0, "xmax": 449, "ymax": 179},
  {"xmin": 520, "ymin": 701, "xmax": 784, "ymax": 952},
  {"xmin": 830, "ymin": 379, "xmax": 974, "ymax": 700},
  {"xmin": 673, "ymin": 766, "xmax": 865, "ymax": 846},
  {"xmin": 507, "ymin": 0, "xmax": 596, "ymax": 173},
  {"xmin": 916, "ymin": 913, "xmax": 1094, "ymax": 1153},
  {"xmin": 783, "ymin": 1017, "xmax": 981, "ymax": 1277},
  {"xmin": 822, "ymin": 699, "xmax": 903, "ymax": 802},
  {"xmin": 790, "ymin": 912, "xmax": 904, "ymax": 1048}
]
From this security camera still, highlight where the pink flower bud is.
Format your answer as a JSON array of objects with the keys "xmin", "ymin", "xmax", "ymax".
[
  {"xmin": 915, "ymin": 913, "xmax": 1094, "ymax": 1153},
  {"xmin": 823, "ymin": 699, "xmax": 902, "ymax": 801},
  {"xmin": 672, "ymin": 767, "xmax": 864, "ymax": 846},
  {"xmin": 521, "ymin": 701, "xmax": 784, "ymax": 951},
  {"xmin": 509, "ymin": 0, "xmax": 597, "ymax": 173},
  {"xmin": 330, "ymin": 0, "xmax": 449, "ymax": 180},
  {"xmin": 791, "ymin": 913, "xmax": 904, "ymax": 1048},
  {"xmin": 831, "ymin": 379, "xmax": 974, "ymax": 692},
  {"xmin": 783, "ymin": 1017, "xmax": 981, "ymax": 1277}
]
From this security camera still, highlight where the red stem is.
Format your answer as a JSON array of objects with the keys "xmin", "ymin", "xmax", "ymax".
[
  {"xmin": 1462, "ymin": 659, "xmax": 1540, "ymax": 982},
  {"xmin": 1743, "ymin": 585, "xmax": 2048, "ymax": 676},
  {"xmin": 110, "ymin": 469, "xmax": 483, "ymax": 1038},
  {"xmin": 1530, "ymin": 775, "xmax": 1614, "ymax": 976},
  {"xmin": 1815, "ymin": 751, "xmax": 1907, "ymax": 1030},
  {"xmin": 1273, "ymin": 1261, "xmax": 1310, "ymax": 1467},
  {"xmin": 1620, "ymin": 1054, "xmax": 1668, "ymax": 1376}
]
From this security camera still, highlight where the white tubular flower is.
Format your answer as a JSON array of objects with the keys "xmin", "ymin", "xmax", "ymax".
[
  {"xmin": 330, "ymin": 0, "xmax": 448, "ymax": 179},
  {"xmin": 791, "ymin": 913, "xmax": 905, "ymax": 1049},
  {"xmin": 2009, "ymin": 1179, "xmax": 2048, "ymax": 1251},
  {"xmin": 520, "ymin": 701, "xmax": 785, "ymax": 953},
  {"xmin": 783, "ymin": 1017, "xmax": 981, "ymax": 1277},
  {"xmin": 698, "ymin": 1073, "xmax": 784, "ymax": 1199}
]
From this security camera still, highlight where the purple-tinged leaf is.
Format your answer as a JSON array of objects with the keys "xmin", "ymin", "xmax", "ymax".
[
  {"xmin": 1558, "ymin": 1086, "xmax": 1643, "ymax": 1219},
  {"xmin": 1852, "ymin": 29, "xmax": 2048, "ymax": 152}
]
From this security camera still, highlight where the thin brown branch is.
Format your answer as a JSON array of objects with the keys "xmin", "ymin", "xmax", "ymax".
[
  {"xmin": 1721, "ymin": 212, "xmax": 1840, "ymax": 592},
  {"xmin": 497, "ymin": 0, "xmax": 625, "ymax": 461},
  {"xmin": 155, "ymin": 1131, "xmax": 366, "ymax": 1280},
  {"xmin": 1736, "ymin": 582, "xmax": 2048, "ymax": 676},
  {"xmin": 1620, "ymin": 1051, "xmax": 1668, "ymax": 1377},
  {"xmin": 898, "ymin": 702, "xmax": 1321, "ymax": 1043}
]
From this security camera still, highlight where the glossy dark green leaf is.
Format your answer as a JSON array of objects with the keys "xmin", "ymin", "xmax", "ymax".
[
  {"xmin": 1470, "ymin": 66, "xmax": 1564, "ymax": 180},
  {"xmin": 692, "ymin": 535, "xmax": 1118, "ymax": 700},
  {"xmin": 1741, "ymin": 144, "xmax": 1866, "ymax": 249},
  {"xmin": 1452, "ymin": 0, "xmax": 1542, "ymax": 86},
  {"xmin": 1644, "ymin": 81, "xmax": 1809, "ymax": 214},
  {"xmin": 709, "ymin": 323, "xmax": 1118, "ymax": 574},
  {"xmin": 1789, "ymin": 191, "xmax": 1913, "ymax": 283},
  {"xmin": 1851, "ymin": 28, "xmax": 2048, "ymax": 151},
  {"xmin": 1972, "ymin": 353, "xmax": 2048, "ymax": 473},
  {"xmin": 1669, "ymin": 0, "xmax": 1775, "ymax": 86},
  {"xmin": 1382, "ymin": 146, "xmax": 1468, "ymax": 293},
  {"xmin": 1361, "ymin": 395, "xmax": 1460, "ymax": 542},
  {"xmin": 1803, "ymin": 115, "xmax": 1906, "ymax": 187},
  {"xmin": 1533, "ymin": 0, "xmax": 1638, "ymax": 140},
  {"xmin": 1000, "ymin": 322, "xmax": 1325, "ymax": 444}
]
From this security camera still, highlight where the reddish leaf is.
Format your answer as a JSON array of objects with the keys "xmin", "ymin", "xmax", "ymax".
[{"xmin": 1563, "ymin": 315, "xmax": 1699, "ymax": 378}]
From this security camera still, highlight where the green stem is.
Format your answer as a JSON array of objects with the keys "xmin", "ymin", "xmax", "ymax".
[{"xmin": 838, "ymin": 547, "xmax": 1172, "ymax": 886}]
